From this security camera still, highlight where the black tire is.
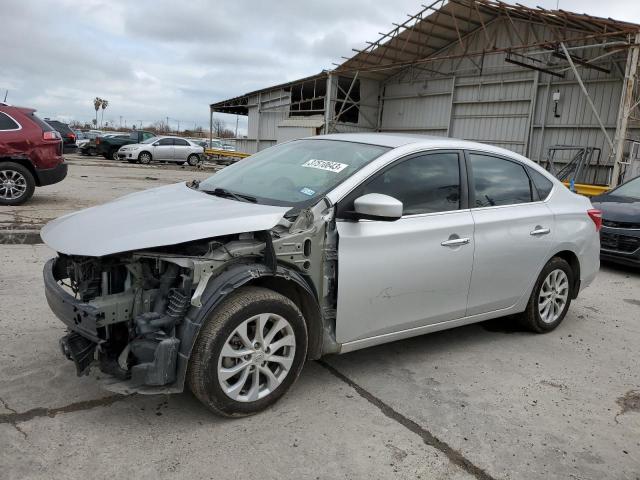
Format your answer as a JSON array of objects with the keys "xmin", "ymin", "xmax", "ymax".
[
  {"xmin": 519, "ymin": 257, "xmax": 574, "ymax": 333},
  {"xmin": 138, "ymin": 151, "xmax": 152, "ymax": 164},
  {"xmin": 0, "ymin": 162, "xmax": 36, "ymax": 206},
  {"xmin": 188, "ymin": 286, "xmax": 308, "ymax": 417},
  {"xmin": 89, "ymin": 147, "xmax": 96, "ymax": 156},
  {"xmin": 111, "ymin": 149, "xmax": 119, "ymax": 161},
  {"xmin": 187, "ymin": 154, "xmax": 199, "ymax": 166}
]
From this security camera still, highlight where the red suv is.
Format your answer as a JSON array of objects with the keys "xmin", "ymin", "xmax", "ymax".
[{"xmin": 0, "ymin": 103, "xmax": 67, "ymax": 205}]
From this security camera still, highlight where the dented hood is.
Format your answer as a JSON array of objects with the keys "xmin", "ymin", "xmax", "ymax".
[{"xmin": 41, "ymin": 182, "xmax": 290, "ymax": 257}]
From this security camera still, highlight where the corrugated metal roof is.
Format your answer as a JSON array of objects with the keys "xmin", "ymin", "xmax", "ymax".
[{"xmin": 338, "ymin": 0, "xmax": 640, "ymax": 76}]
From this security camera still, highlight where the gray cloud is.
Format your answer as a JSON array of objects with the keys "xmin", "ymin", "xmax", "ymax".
[{"xmin": 1, "ymin": 0, "xmax": 639, "ymax": 134}]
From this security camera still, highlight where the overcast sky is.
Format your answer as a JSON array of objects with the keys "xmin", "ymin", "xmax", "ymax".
[{"xmin": 2, "ymin": 0, "xmax": 639, "ymax": 134}]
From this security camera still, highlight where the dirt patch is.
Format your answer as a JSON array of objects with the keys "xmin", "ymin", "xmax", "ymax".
[{"xmin": 615, "ymin": 390, "xmax": 640, "ymax": 422}]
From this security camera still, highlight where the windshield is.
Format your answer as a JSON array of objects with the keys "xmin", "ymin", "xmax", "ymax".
[
  {"xmin": 141, "ymin": 136, "xmax": 158, "ymax": 144},
  {"xmin": 198, "ymin": 139, "xmax": 389, "ymax": 207},
  {"xmin": 611, "ymin": 176, "xmax": 640, "ymax": 200}
]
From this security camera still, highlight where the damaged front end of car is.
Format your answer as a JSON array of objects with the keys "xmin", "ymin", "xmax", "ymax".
[{"xmin": 43, "ymin": 197, "xmax": 339, "ymax": 394}]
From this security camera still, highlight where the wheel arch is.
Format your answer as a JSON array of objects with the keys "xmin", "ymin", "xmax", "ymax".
[
  {"xmin": 0, "ymin": 157, "xmax": 39, "ymax": 185},
  {"xmin": 549, "ymin": 249, "xmax": 581, "ymax": 299},
  {"xmin": 172, "ymin": 262, "xmax": 323, "ymax": 393}
]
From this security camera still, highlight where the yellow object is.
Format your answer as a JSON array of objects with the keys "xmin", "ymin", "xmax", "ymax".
[
  {"xmin": 205, "ymin": 148, "xmax": 250, "ymax": 159},
  {"xmin": 561, "ymin": 182, "xmax": 610, "ymax": 197}
]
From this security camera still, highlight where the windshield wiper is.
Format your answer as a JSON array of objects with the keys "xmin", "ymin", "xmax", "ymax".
[{"xmin": 205, "ymin": 187, "xmax": 257, "ymax": 203}]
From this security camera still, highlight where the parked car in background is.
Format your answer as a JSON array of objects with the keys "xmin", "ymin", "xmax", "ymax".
[
  {"xmin": 96, "ymin": 130, "xmax": 155, "ymax": 160},
  {"xmin": 117, "ymin": 136, "xmax": 204, "ymax": 165},
  {"xmin": 45, "ymin": 119, "xmax": 77, "ymax": 154},
  {"xmin": 80, "ymin": 132, "xmax": 129, "ymax": 156},
  {"xmin": 222, "ymin": 143, "xmax": 236, "ymax": 152},
  {"xmin": 0, "ymin": 102, "xmax": 67, "ymax": 205},
  {"xmin": 591, "ymin": 175, "xmax": 640, "ymax": 266},
  {"xmin": 41, "ymin": 134, "xmax": 600, "ymax": 416}
]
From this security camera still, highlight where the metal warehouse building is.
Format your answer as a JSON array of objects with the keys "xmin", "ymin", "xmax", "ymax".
[{"xmin": 211, "ymin": 0, "xmax": 640, "ymax": 186}]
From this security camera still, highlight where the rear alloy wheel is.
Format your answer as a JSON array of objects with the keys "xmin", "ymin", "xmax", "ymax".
[
  {"xmin": 519, "ymin": 257, "xmax": 573, "ymax": 333},
  {"xmin": 138, "ymin": 152, "xmax": 152, "ymax": 164},
  {"xmin": 0, "ymin": 163, "xmax": 36, "ymax": 206},
  {"xmin": 187, "ymin": 154, "xmax": 200, "ymax": 166},
  {"xmin": 111, "ymin": 150, "xmax": 119, "ymax": 161},
  {"xmin": 188, "ymin": 286, "xmax": 307, "ymax": 417}
]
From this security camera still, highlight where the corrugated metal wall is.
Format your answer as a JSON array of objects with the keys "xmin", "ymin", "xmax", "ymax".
[{"xmin": 377, "ymin": 18, "xmax": 633, "ymax": 183}]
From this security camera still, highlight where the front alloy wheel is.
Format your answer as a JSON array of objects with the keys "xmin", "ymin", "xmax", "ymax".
[
  {"xmin": 138, "ymin": 152, "xmax": 152, "ymax": 164},
  {"xmin": 218, "ymin": 313, "xmax": 296, "ymax": 402},
  {"xmin": 188, "ymin": 286, "xmax": 307, "ymax": 417}
]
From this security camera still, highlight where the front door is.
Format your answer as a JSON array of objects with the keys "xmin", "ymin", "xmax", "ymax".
[
  {"xmin": 335, "ymin": 151, "xmax": 475, "ymax": 344},
  {"xmin": 153, "ymin": 138, "xmax": 174, "ymax": 160},
  {"xmin": 465, "ymin": 152, "xmax": 555, "ymax": 315}
]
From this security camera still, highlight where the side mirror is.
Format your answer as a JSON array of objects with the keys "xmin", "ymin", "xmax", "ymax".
[{"xmin": 352, "ymin": 193, "xmax": 403, "ymax": 221}]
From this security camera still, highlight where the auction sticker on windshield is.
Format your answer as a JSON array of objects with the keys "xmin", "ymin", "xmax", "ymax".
[{"xmin": 301, "ymin": 159, "xmax": 348, "ymax": 173}]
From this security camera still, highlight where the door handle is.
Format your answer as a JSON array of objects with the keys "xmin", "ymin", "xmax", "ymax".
[
  {"xmin": 441, "ymin": 237, "xmax": 470, "ymax": 247},
  {"xmin": 530, "ymin": 227, "xmax": 551, "ymax": 236}
]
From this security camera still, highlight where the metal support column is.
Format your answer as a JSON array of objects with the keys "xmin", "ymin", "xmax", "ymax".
[
  {"xmin": 611, "ymin": 32, "xmax": 640, "ymax": 187},
  {"xmin": 324, "ymin": 73, "xmax": 333, "ymax": 134},
  {"xmin": 209, "ymin": 107, "xmax": 213, "ymax": 145}
]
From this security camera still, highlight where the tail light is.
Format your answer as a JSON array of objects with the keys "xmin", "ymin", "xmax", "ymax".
[
  {"xmin": 588, "ymin": 209, "xmax": 603, "ymax": 232},
  {"xmin": 43, "ymin": 131, "xmax": 60, "ymax": 140},
  {"xmin": 67, "ymin": 133, "xmax": 76, "ymax": 140},
  {"xmin": 96, "ymin": 138, "xmax": 100, "ymax": 144}
]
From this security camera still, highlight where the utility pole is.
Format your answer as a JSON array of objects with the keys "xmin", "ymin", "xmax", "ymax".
[
  {"xmin": 119, "ymin": 116, "xmax": 122, "ymax": 129},
  {"xmin": 235, "ymin": 115, "xmax": 239, "ymax": 138}
]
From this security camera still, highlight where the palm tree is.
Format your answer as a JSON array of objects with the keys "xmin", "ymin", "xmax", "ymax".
[
  {"xmin": 93, "ymin": 97, "xmax": 102, "ymax": 128},
  {"xmin": 100, "ymin": 99, "xmax": 109, "ymax": 128}
]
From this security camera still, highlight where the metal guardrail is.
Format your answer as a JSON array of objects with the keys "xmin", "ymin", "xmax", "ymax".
[{"xmin": 205, "ymin": 148, "xmax": 250, "ymax": 159}]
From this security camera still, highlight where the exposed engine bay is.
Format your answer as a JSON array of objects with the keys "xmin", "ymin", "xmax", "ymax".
[{"xmin": 46, "ymin": 198, "xmax": 338, "ymax": 393}]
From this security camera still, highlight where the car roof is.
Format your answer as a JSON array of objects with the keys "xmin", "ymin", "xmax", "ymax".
[{"xmin": 310, "ymin": 133, "xmax": 527, "ymax": 160}]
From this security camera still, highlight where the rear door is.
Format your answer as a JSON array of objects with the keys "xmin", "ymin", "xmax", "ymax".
[
  {"xmin": 335, "ymin": 150, "xmax": 475, "ymax": 344},
  {"xmin": 173, "ymin": 138, "xmax": 191, "ymax": 161},
  {"xmin": 465, "ymin": 151, "xmax": 555, "ymax": 315},
  {"xmin": 153, "ymin": 138, "xmax": 174, "ymax": 160}
]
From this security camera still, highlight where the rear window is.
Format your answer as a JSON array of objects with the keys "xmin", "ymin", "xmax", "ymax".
[
  {"xmin": 0, "ymin": 112, "xmax": 20, "ymax": 130},
  {"xmin": 27, "ymin": 112, "xmax": 55, "ymax": 132},
  {"xmin": 527, "ymin": 167, "xmax": 554, "ymax": 200}
]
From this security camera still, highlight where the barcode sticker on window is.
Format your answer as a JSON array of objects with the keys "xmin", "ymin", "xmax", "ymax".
[{"xmin": 301, "ymin": 159, "xmax": 348, "ymax": 173}]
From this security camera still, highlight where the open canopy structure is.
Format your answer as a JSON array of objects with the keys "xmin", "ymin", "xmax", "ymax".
[{"xmin": 210, "ymin": 0, "xmax": 640, "ymax": 186}]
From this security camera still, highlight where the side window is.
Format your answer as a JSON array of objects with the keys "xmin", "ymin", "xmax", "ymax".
[
  {"xmin": 142, "ymin": 132, "xmax": 154, "ymax": 141},
  {"xmin": 158, "ymin": 138, "xmax": 174, "ymax": 146},
  {"xmin": 354, "ymin": 152, "xmax": 461, "ymax": 215},
  {"xmin": 174, "ymin": 139, "xmax": 189, "ymax": 146},
  {"xmin": 527, "ymin": 167, "xmax": 554, "ymax": 200},
  {"xmin": 0, "ymin": 112, "xmax": 20, "ymax": 131},
  {"xmin": 469, "ymin": 153, "xmax": 532, "ymax": 207}
]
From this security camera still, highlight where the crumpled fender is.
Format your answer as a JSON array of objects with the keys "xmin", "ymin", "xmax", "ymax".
[{"xmin": 168, "ymin": 262, "xmax": 323, "ymax": 393}]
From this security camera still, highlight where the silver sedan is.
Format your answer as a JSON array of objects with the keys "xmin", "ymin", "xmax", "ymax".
[
  {"xmin": 42, "ymin": 133, "xmax": 600, "ymax": 416},
  {"xmin": 117, "ymin": 136, "xmax": 204, "ymax": 165}
]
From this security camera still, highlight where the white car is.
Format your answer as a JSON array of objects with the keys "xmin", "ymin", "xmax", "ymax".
[
  {"xmin": 42, "ymin": 133, "xmax": 600, "ymax": 416},
  {"xmin": 117, "ymin": 136, "xmax": 204, "ymax": 165}
]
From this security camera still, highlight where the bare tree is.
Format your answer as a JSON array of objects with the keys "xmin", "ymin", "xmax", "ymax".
[{"xmin": 212, "ymin": 118, "xmax": 226, "ymax": 137}]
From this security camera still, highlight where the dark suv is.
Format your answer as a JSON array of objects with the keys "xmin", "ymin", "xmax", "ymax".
[
  {"xmin": 0, "ymin": 103, "xmax": 67, "ymax": 205},
  {"xmin": 45, "ymin": 119, "xmax": 78, "ymax": 154}
]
